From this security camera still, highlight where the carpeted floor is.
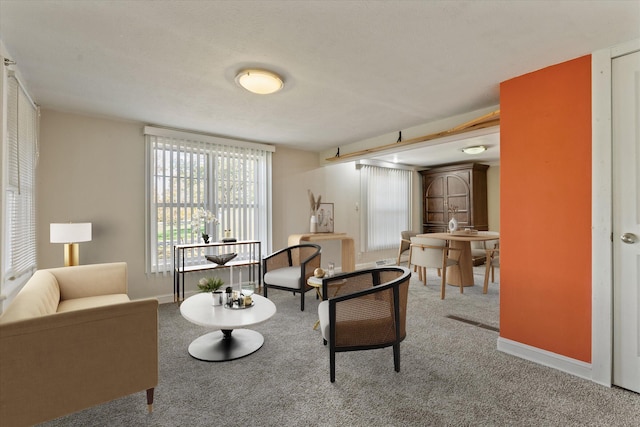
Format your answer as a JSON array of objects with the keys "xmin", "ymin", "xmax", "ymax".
[{"xmin": 41, "ymin": 266, "xmax": 639, "ymax": 426}]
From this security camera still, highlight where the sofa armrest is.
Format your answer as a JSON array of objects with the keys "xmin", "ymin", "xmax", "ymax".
[
  {"xmin": 0, "ymin": 298, "xmax": 158, "ymax": 426},
  {"xmin": 49, "ymin": 262, "xmax": 128, "ymax": 300}
]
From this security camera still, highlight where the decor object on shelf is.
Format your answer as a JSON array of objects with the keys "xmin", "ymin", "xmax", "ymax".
[
  {"xmin": 205, "ymin": 253, "xmax": 237, "ymax": 265},
  {"xmin": 314, "ymin": 267, "xmax": 325, "ymax": 278},
  {"xmin": 50, "ymin": 222, "xmax": 92, "ymax": 266},
  {"xmin": 308, "ymin": 189, "xmax": 322, "ymax": 233},
  {"xmin": 190, "ymin": 208, "xmax": 218, "ymax": 243},
  {"xmin": 316, "ymin": 203, "xmax": 334, "ymax": 233},
  {"xmin": 235, "ymin": 69, "xmax": 284, "ymax": 95}
]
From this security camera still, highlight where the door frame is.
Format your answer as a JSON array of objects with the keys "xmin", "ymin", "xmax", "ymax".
[{"xmin": 591, "ymin": 39, "xmax": 640, "ymax": 387}]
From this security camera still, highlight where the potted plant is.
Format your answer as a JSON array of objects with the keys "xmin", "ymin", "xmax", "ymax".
[{"xmin": 198, "ymin": 277, "xmax": 225, "ymax": 305}]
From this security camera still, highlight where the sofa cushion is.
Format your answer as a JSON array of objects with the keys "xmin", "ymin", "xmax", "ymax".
[
  {"xmin": 0, "ymin": 271, "xmax": 60, "ymax": 324},
  {"xmin": 264, "ymin": 266, "xmax": 302, "ymax": 289},
  {"xmin": 57, "ymin": 294, "xmax": 130, "ymax": 313}
]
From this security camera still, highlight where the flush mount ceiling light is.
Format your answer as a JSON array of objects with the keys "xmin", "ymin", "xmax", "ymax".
[
  {"xmin": 461, "ymin": 145, "xmax": 487, "ymax": 155},
  {"xmin": 235, "ymin": 69, "xmax": 284, "ymax": 95}
]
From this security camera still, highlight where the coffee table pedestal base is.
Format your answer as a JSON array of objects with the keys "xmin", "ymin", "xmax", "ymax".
[{"xmin": 188, "ymin": 329, "xmax": 264, "ymax": 362}]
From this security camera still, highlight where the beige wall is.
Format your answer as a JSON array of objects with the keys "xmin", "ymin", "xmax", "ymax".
[{"xmin": 36, "ymin": 109, "xmax": 499, "ymax": 302}]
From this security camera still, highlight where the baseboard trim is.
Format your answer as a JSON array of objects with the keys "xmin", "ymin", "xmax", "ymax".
[{"xmin": 497, "ymin": 337, "xmax": 592, "ymax": 381}]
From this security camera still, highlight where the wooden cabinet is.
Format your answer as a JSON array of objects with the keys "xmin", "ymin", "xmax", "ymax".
[{"xmin": 419, "ymin": 163, "xmax": 489, "ymax": 233}]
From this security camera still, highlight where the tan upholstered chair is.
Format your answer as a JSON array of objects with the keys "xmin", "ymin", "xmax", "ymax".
[
  {"xmin": 317, "ymin": 267, "xmax": 411, "ymax": 382},
  {"xmin": 483, "ymin": 246, "xmax": 500, "ymax": 293},
  {"xmin": 396, "ymin": 230, "xmax": 418, "ymax": 266},
  {"xmin": 409, "ymin": 236, "xmax": 461, "ymax": 299},
  {"xmin": 470, "ymin": 231, "xmax": 500, "ymax": 265},
  {"xmin": 263, "ymin": 243, "xmax": 321, "ymax": 311}
]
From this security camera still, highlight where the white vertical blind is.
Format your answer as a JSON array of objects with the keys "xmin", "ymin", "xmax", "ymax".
[
  {"xmin": 145, "ymin": 127, "xmax": 272, "ymax": 274},
  {"xmin": 4, "ymin": 76, "xmax": 38, "ymax": 280},
  {"xmin": 360, "ymin": 165, "xmax": 411, "ymax": 251}
]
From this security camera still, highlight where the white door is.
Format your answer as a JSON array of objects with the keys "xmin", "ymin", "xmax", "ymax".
[{"xmin": 612, "ymin": 49, "xmax": 640, "ymax": 393}]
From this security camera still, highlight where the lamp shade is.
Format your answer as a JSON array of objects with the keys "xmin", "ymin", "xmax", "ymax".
[{"xmin": 50, "ymin": 223, "xmax": 92, "ymax": 243}]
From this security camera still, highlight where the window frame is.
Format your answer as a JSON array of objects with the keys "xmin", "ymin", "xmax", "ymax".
[{"xmin": 144, "ymin": 126, "xmax": 273, "ymax": 274}]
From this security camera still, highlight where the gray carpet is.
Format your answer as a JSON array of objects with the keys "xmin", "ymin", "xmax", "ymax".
[{"xmin": 41, "ymin": 267, "xmax": 639, "ymax": 426}]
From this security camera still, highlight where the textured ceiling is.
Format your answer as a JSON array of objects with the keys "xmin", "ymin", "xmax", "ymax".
[{"xmin": 1, "ymin": 0, "xmax": 639, "ymax": 163}]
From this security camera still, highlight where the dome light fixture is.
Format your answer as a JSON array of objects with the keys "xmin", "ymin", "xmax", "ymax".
[
  {"xmin": 235, "ymin": 69, "xmax": 284, "ymax": 95},
  {"xmin": 461, "ymin": 145, "xmax": 487, "ymax": 155}
]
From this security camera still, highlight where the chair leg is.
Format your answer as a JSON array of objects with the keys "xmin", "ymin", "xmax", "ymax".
[
  {"xmin": 330, "ymin": 347, "xmax": 336, "ymax": 382},
  {"xmin": 263, "ymin": 285, "xmax": 268, "ymax": 298},
  {"xmin": 491, "ymin": 265, "xmax": 495, "ymax": 283},
  {"xmin": 440, "ymin": 265, "xmax": 447, "ymax": 299},
  {"xmin": 422, "ymin": 267, "xmax": 427, "ymax": 286},
  {"xmin": 300, "ymin": 291, "xmax": 305, "ymax": 311},
  {"xmin": 393, "ymin": 343, "xmax": 401, "ymax": 372},
  {"xmin": 459, "ymin": 265, "xmax": 464, "ymax": 294},
  {"xmin": 483, "ymin": 264, "xmax": 490, "ymax": 294}
]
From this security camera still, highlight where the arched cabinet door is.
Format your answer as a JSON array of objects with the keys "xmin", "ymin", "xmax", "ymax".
[{"xmin": 420, "ymin": 163, "xmax": 488, "ymax": 233}]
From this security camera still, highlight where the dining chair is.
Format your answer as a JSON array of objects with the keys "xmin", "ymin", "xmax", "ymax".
[
  {"xmin": 396, "ymin": 230, "xmax": 418, "ymax": 266},
  {"xmin": 408, "ymin": 236, "xmax": 461, "ymax": 299},
  {"xmin": 483, "ymin": 244, "xmax": 500, "ymax": 294},
  {"xmin": 317, "ymin": 266, "xmax": 411, "ymax": 382}
]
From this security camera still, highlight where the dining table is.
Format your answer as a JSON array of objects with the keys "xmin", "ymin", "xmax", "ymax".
[{"xmin": 417, "ymin": 232, "xmax": 499, "ymax": 288}]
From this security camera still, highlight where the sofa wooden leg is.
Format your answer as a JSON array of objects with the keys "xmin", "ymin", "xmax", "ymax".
[{"xmin": 146, "ymin": 388, "xmax": 154, "ymax": 413}]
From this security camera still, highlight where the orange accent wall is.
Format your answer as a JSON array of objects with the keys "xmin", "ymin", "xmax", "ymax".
[{"xmin": 500, "ymin": 55, "xmax": 592, "ymax": 362}]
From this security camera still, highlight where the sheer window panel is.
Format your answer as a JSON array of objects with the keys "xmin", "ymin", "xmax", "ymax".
[{"xmin": 360, "ymin": 164, "xmax": 411, "ymax": 252}]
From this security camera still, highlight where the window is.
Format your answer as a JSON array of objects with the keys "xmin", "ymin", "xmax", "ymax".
[
  {"xmin": 3, "ymin": 75, "xmax": 38, "ymax": 286},
  {"xmin": 145, "ymin": 127, "xmax": 273, "ymax": 273},
  {"xmin": 359, "ymin": 163, "xmax": 411, "ymax": 252}
]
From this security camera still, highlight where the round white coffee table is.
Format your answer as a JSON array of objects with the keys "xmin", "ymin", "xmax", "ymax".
[{"xmin": 180, "ymin": 293, "xmax": 276, "ymax": 362}]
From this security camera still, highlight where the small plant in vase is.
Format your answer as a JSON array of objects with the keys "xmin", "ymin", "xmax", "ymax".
[
  {"xmin": 198, "ymin": 276, "xmax": 225, "ymax": 305},
  {"xmin": 197, "ymin": 276, "xmax": 225, "ymax": 293},
  {"xmin": 190, "ymin": 208, "xmax": 218, "ymax": 243}
]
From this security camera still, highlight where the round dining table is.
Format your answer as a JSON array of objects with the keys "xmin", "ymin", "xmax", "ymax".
[{"xmin": 417, "ymin": 232, "xmax": 499, "ymax": 287}]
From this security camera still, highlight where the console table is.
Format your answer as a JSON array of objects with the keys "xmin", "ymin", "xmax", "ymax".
[
  {"xmin": 288, "ymin": 233, "xmax": 355, "ymax": 272},
  {"xmin": 173, "ymin": 240, "xmax": 261, "ymax": 302}
]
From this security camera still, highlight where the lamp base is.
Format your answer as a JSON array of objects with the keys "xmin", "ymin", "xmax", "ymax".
[{"xmin": 63, "ymin": 243, "xmax": 80, "ymax": 267}]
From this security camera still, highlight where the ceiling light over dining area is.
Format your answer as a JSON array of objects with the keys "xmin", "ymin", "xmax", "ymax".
[
  {"xmin": 461, "ymin": 145, "xmax": 487, "ymax": 155},
  {"xmin": 235, "ymin": 69, "xmax": 284, "ymax": 95}
]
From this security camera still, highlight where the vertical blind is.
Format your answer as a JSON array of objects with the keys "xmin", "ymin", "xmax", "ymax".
[
  {"xmin": 4, "ymin": 75, "xmax": 38, "ymax": 281},
  {"xmin": 144, "ymin": 127, "xmax": 273, "ymax": 274},
  {"xmin": 360, "ymin": 165, "xmax": 411, "ymax": 252}
]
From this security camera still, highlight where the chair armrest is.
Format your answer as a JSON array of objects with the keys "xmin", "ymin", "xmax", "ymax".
[{"xmin": 50, "ymin": 262, "xmax": 128, "ymax": 299}]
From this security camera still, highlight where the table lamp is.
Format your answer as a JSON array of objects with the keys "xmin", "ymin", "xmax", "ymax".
[{"xmin": 50, "ymin": 222, "xmax": 92, "ymax": 266}]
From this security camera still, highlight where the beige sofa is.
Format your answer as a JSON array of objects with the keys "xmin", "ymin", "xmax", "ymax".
[{"xmin": 0, "ymin": 262, "xmax": 158, "ymax": 427}]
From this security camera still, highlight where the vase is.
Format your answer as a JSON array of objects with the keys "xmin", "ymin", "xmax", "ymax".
[
  {"xmin": 202, "ymin": 234, "xmax": 210, "ymax": 244},
  {"xmin": 448, "ymin": 217, "xmax": 458, "ymax": 233},
  {"xmin": 212, "ymin": 291, "xmax": 223, "ymax": 306},
  {"xmin": 310, "ymin": 215, "xmax": 317, "ymax": 233}
]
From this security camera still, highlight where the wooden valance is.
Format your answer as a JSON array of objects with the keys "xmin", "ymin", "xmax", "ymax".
[{"xmin": 325, "ymin": 110, "xmax": 500, "ymax": 162}]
